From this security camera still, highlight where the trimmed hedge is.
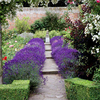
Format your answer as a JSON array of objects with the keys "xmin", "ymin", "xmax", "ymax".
[
  {"xmin": 65, "ymin": 78, "xmax": 100, "ymax": 100},
  {"xmin": 0, "ymin": 80, "xmax": 30, "ymax": 100}
]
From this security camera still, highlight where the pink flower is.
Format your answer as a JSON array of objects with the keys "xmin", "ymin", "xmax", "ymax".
[
  {"xmin": 69, "ymin": 2, "xmax": 73, "ymax": 4},
  {"xmin": 69, "ymin": 27, "xmax": 71, "ymax": 29},
  {"xmin": 65, "ymin": 28, "xmax": 68, "ymax": 31},
  {"xmin": 6, "ymin": 43, "xmax": 9, "ymax": 45},
  {"xmin": 96, "ymin": 0, "xmax": 100, "ymax": 3},
  {"xmin": 9, "ymin": 45, "xmax": 14, "ymax": 48},
  {"xmin": 15, "ymin": 41, "xmax": 17, "ymax": 42}
]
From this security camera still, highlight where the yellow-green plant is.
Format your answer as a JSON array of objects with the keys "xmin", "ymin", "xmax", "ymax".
[
  {"xmin": 34, "ymin": 30, "xmax": 46, "ymax": 39},
  {"xmin": 49, "ymin": 30, "xmax": 61, "ymax": 39},
  {"xmin": 15, "ymin": 17, "xmax": 30, "ymax": 34}
]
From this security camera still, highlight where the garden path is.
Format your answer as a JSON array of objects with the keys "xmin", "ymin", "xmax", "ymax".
[{"xmin": 29, "ymin": 43, "xmax": 68, "ymax": 100}]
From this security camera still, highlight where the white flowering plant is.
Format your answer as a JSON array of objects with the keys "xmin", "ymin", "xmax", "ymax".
[{"xmin": 82, "ymin": 13, "xmax": 100, "ymax": 61}]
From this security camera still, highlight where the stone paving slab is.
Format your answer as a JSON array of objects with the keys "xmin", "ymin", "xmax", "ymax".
[
  {"xmin": 41, "ymin": 59, "xmax": 59, "ymax": 74},
  {"xmin": 45, "ymin": 45, "xmax": 51, "ymax": 51},
  {"xmin": 29, "ymin": 74, "xmax": 67, "ymax": 100},
  {"xmin": 45, "ymin": 51, "xmax": 52, "ymax": 59},
  {"xmin": 44, "ymin": 43, "xmax": 50, "ymax": 45}
]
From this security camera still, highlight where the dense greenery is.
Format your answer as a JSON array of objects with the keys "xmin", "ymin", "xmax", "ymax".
[
  {"xmin": 0, "ymin": 80, "xmax": 30, "ymax": 100},
  {"xmin": 65, "ymin": 77, "xmax": 100, "ymax": 100},
  {"xmin": 15, "ymin": 17, "xmax": 30, "ymax": 34},
  {"xmin": 30, "ymin": 11, "xmax": 67, "ymax": 33}
]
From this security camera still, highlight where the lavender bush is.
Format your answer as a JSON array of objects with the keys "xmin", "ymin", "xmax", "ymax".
[
  {"xmin": 50, "ymin": 36, "xmax": 63, "ymax": 45},
  {"xmin": 2, "ymin": 38, "xmax": 45, "ymax": 89},
  {"xmin": 51, "ymin": 36, "xmax": 79, "ymax": 78}
]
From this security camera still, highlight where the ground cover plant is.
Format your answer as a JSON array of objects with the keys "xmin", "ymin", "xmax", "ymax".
[
  {"xmin": 50, "ymin": 36, "xmax": 79, "ymax": 78},
  {"xmin": 2, "ymin": 38, "xmax": 46, "ymax": 90}
]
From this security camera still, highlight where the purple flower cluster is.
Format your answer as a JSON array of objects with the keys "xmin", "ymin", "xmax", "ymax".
[
  {"xmin": 3, "ymin": 38, "xmax": 45, "ymax": 87},
  {"xmin": 51, "ymin": 36, "xmax": 79, "ymax": 79},
  {"xmin": 50, "ymin": 36, "xmax": 63, "ymax": 45}
]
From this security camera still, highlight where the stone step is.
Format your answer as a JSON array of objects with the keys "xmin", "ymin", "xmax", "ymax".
[
  {"xmin": 44, "ymin": 43, "xmax": 51, "ymax": 45},
  {"xmin": 45, "ymin": 45, "xmax": 51, "ymax": 51},
  {"xmin": 45, "ymin": 51, "xmax": 53, "ymax": 59},
  {"xmin": 41, "ymin": 59, "xmax": 59, "ymax": 74},
  {"xmin": 42, "ymin": 70, "xmax": 58, "ymax": 74}
]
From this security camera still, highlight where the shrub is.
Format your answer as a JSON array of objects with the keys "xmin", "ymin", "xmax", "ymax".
[
  {"xmin": 2, "ymin": 28, "xmax": 18, "ymax": 41},
  {"xmin": 30, "ymin": 20, "xmax": 44, "ymax": 33},
  {"xmin": 65, "ymin": 77, "xmax": 100, "ymax": 100},
  {"xmin": 49, "ymin": 30, "xmax": 61, "ymax": 39},
  {"xmin": 30, "ymin": 11, "xmax": 67, "ymax": 33},
  {"xmin": 33, "ymin": 30, "xmax": 46, "ymax": 40},
  {"xmin": 70, "ymin": 20, "xmax": 98, "ymax": 80},
  {"xmin": 17, "ymin": 31, "xmax": 34, "ymax": 40},
  {"xmin": 50, "ymin": 36, "xmax": 79, "ymax": 78},
  {"xmin": 41, "ymin": 11, "xmax": 66, "ymax": 31},
  {"xmin": 0, "ymin": 80, "xmax": 30, "ymax": 100},
  {"xmin": 15, "ymin": 17, "xmax": 30, "ymax": 34},
  {"xmin": 93, "ymin": 67, "xmax": 100, "ymax": 83},
  {"xmin": 50, "ymin": 36, "xmax": 63, "ymax": 45},
  {"xmin": 28, "ymin": 38, "xmax": 45, "ymax": 49}
]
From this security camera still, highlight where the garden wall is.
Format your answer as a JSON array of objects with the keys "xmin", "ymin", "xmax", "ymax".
[{"xmin": 7, "ymin": 7, "xmax": 80, "ymax": 30}]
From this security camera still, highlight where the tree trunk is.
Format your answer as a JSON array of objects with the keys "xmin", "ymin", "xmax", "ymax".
[{"xmin": 0, "ymin": 23, "xmax": 2, "ymax": 76}]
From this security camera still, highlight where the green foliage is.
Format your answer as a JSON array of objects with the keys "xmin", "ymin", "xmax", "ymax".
[
  {"xmin": 30, "ymin": 11, "xmax": 67, "ymax": 33},
  {"xmin": 49, "ymin": 30, "xmax": 61, "ymax": 39},
  {"xmin": 60, "ymin": 30, "xmax": 68, "ymax": 36},
  {"xmin": 82, "ymin": 0, "xmax": 100, "ymax": 15},
  {"xmin": 33, "ymin": 30, "xmax": 46, "ymax": 39},
  {"xmin": 65, "ymin": 77, "xmax": 100, "ymax": 100},
  {"xmin": 2, "ymin": 29, "xmax": 18, "ymax": 41},
  {"xmin": 2, "ymin": 36, "xmax": 30, "ymax": 66},
  {"xmin": 61, "ymin": 29, "xmax": 74, "ymax": 48},
  {"xmin": 93, "ymin": 66, "xmax": 100, "ymax": 83},
  {"xmin": 0, "ymin": 80, "xmax": 30, "ymax": 100},
  {"xmin": 41, "ymin": 11, "xmax": 66, "ymax": 31},
  {"xmin": 15, "ymin": 17, "xmax": 30, "ymax": 34},
  {"xmin": 30, "ymin": 20, "xmax": 44, "ymax": 33}
]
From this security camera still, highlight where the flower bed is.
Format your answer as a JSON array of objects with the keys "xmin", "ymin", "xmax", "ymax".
[
  {"xmin": 2, "ymin": 38, "xmax": 46, "ymax": 89},
  {"xmin": 50, "ymin": 36, "xmax": 79, "ymax": 78}
]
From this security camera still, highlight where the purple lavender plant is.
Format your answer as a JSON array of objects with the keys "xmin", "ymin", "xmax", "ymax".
[
  {"xmin": 24, "ymin": 42, "xmax": 45, "ymax": 52},
  {"xmin": 28, "ymin": 38, "xmax": 44, "ymax": 45},
  {"xmin": 2, "ymin": 38, "xmax": 46, "ymax": 88},
  {"xmin": 50, "ymin": 36, "xmax": 63, "ymax": 45},
  {"xmin": 50, "ymin": 36, "xmax": 79, "ymax": 79}
]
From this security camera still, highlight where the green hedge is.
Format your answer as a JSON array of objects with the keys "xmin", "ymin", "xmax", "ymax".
[
  {"xmin": 0, "ymin": 80, "xmax": 30, "ymax": 100},
  {"xmin": 65, "ymin": 78, "xmax": 100, "ymax": 100}
]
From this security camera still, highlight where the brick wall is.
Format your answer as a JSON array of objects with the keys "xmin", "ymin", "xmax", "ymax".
[{"xmin": 7, "ymin": 7, "xmax": 80, "ymax": 30}]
